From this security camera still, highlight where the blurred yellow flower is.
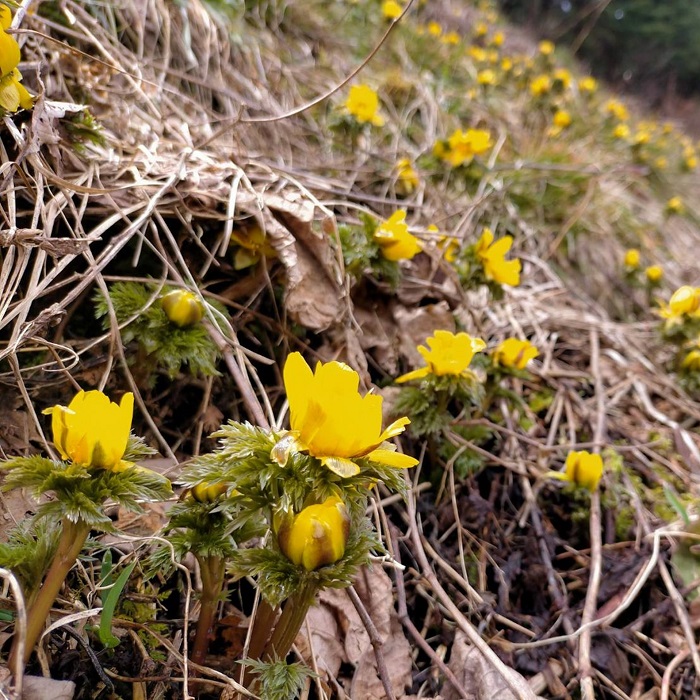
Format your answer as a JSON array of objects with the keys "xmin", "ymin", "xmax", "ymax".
[
  {"xmin": 442, "ymin": 31, "xmax": 460, "ymax": 45},
  {"xmin": 475, "ymin": 228, "xmax": 521, "ymax": 286},
  {"xmin": 468, "ymin": 46, "xmax": 487, "ymax": 63},
  {"xmin": 666, "ymin": 196, "xmax": 684, "ymax": 215},
  {"xmin": 578, "ymin": 76, "xmax": 597, "ymax": 93},
  {"xmin": 553, "ymin": 68, "xmax": 571, "ymax": 89},
  {"xmin": 538, "ymin": 40, "xmax": 555, "ymax": 55},
  {"xmin": 645, "ymin": 265, "xmax": 663, "ymax": 283},
  {"xmin": 345, "ymin": 84, "xmax": 384, "ymax": 126},
  {"xmin": 613, "ymin": 123, "xmax": 630, "ymax": 140},
  {"xmin": 530, "ymin": 75, "xmax": 551, "ymax": 96},
  {"xmin": 490, "ymin": 31, "xmax": 504, "ymax": 47},
  {"xmin": 396, "ymin": 330, "xmax": 486, "ymax": 383},
  {"xmin": 477, "ymin": 69, "xmax": 497, "ymax": 86},
  {"xmin": 435, "ymin": 226, "xmax": 460, "ymax": 263},
  {"xmin": 278, "ymin": 496, "xmax": 351, "ymax": 571},
  {"xmin": 474, "ymin": 22, "xmax": 488, "ymax": 37},
  {"xmin": 685, "ymin": 155, "xmax": 698, "ymax": 170},
  {"xmin": 427, "ymin": 21, "xmax": 442, "ymax": 37},
  {"xmin": 395, "ymin": 157, "xmax": 419, "ymax": 194},
  {"xmin": 443, "ymin": 128, "xmax": 492, "ymax": 167},
  {"xmin": 501, "ymin": 57, "xmax": 513, "ymax": 71},
  {"xmin": 623, "ymin": 248, "xmax": 640, "ymax": 269},
  {"xmin": 605, "ymin": 99, "xmax": 629, "ymax": 121},
  {"xmin": 229, "ymin": 224, "xmax": 278, "ymax": 269},
  {"xmin": 556, "ymin": 450, "xmax": 604, "ymax": 491},
  {"xmin": 382, "ymin": 0, "xmax": 402, "ymax": 19},
  {"xmin": 374, "ymin": 209, "xmax": 422, "ymax": 261},
  {"xmin": 0, "ymin": 6, "xmax": 33, "ymax": 112},
  {"xmin": 682, "ymin": 348, "xmax": 700, "ymax": 372},
  {"xmin": 492, "ymin": 338, "xmax": 539, "ymax": 370},
  {"xmin": 279, "ymin": 352, "xmax": 418, "ymax": 477},
  {"xmin": 161, "ymin": 290, "xmax": 204, "ymax": 328},
  {"xmin": 44, "ymin": 390, "xmax": 134, "ymax": 470}
]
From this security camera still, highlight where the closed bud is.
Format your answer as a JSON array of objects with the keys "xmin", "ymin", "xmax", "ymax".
[
  {"xmin": 277, "ymin": 496, "xmax": 350, "ymax": 571},
  {"xmin": 161, "ymin": 290, "xmax": 204, "ymax": 328},
  {"xmin": 564, "ymin": 450, "xmax": 603, "ymax": 491},
  {"xmin": 190, "ymin": 481, "xmax": 228, "ymax": 502}
]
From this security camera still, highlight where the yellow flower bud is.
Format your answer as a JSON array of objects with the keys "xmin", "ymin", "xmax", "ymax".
[
  {"xmin": 669, "ymin": 286, "xmax": 700, "ymax": 315},
  {"xmin": 277, "ymin": 497, "xmax": 351, "ymax": 571},
  {"xmin": 161, "ymin": 290, "xmax": 204, "ymax": 328},
  {"xmin": 43, "ymin": 390, "xmax": 134, "ymax": 470},
  {"xmin": 564, "ymin": 450, "xmax": 603, "ymax": 491},
  {"xmin": 623, "ymin": 249, "xmax": 640, "ymax": 269},
  {"xmin": 645, "ymin": 265, "xmax": 663, "ymax": 283},
  {"xmin": 190, "ymin": 482, "xmax": 228, "ymax": 502}
]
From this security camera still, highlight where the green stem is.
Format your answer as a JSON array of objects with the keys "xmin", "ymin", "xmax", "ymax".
[
  {"xmin": 191, "ymin": 555, "xmax": 226, "ymax": 667},
  {"xmin": 261, "ymin": 580, "xmax": 317, "ymax": 661},
  {"xmin": 12, "ymin": 518, "xmax": 90, "ymax": 668}
]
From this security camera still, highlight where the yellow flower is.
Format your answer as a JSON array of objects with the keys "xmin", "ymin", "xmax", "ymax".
[
  {"xmin": 44, "ymin": 390, "xmax": 134, "ymax": 470},
  {"xmin": 552, "ymin": 68, "xmax": 571, "ymax": 89},
  {"xmin": 666, "ymin": 196, "xmax": 684, "ymax": 215},
  {"xmin": 490, "ymin": 31, "xmax": 504, "ymax": 47},
  {"xmin": 501, "ymin": 57, "xmax": 513, "ymax": 71},
  {"xmin": 529, "ymin": 75, "xmax": 551, "ymax": 97},
  {"xmin": 161, "ymin": 290, "xmax": 205, "ymax": 328},
  {"xmin": 374, "ymin": 209, "xmax": 422, "ymax": 261},
  {"xmin": 613, "ymin": 123, "xmax": 630, "ymax": 140},
  {"xmin": 645, "ymin": 265, "xmax": 663, "ymax": 283},
  {"xmin": 190, "ymin": 481, "xmax": 228, "ymax": 503},
  {"xmin": 548, "ymin": 108, "xmax": 572, "ymax": 135},
  {"xmin": 427, "ymin": 21, "xmax": 442, "ymax": 37},
  {"xmin": 443, "ymin": 128, "xmax": 492, "ymax": 167},
  {"xmin": 395, "ymin": 157, "xmax": 419, "ymax": 194},
  {"xmin": 382, "ymin": 0, "xmax": 402, "ymax": 19},
  {"xmin": 578, "ymin": 76, "xmax": 597, "ymax": 93},
  {"xmin": 623, "ymin": 248, "xmax": 640, "ymax": 270},
  {"xmin": 605, "ymin": 99, "xmax": 629, "ymax": 121},
  {"xmin": 538, "ymin": 40, "xmax": 555, "ymax": 56},
  {"xmin": 279, "ymin": 352, "xmax": 418, "ymax": 477},
  {"xmin": 562, "ymin": 450, "xmax": 604, "ymax": 491},
  {"xmin": 654, "ymin": 156, "xmax": 668, "ymax": 170},
  {"xmin": 682, "ymin": 349, "xmax": 700, "ymax": 372},
  {"xmin": 474, "ymin": 22, "xmax": 488, "ymax": 37},
  {"xmin": 434, "ymin": 225, "xmax": 460, "ymax": 263},
  {"xmin": 468, "ymin": 46, "xmax": 487, "ymax": 63},
  {"xmin": 492, "ymin": 338, "xmax": 539, "ymax": 370},
  {"xmin": 277, "ymin": 496, "xmax": 351, "ymax": 571},
  {"xmin": 0, "ymin": 6, "xmax": 33, "ymax": 113},
  {"xmin": 685, "ymin": 155, "xmax": 697, "ymax": 171},
  {"xmin": 345, "ymin": 84, "xmax": 384, "ymax": 126},
  {"xmin": 668, "ymin": 286, "xmax": 700, "ymax": 315},
  {"xmin": 396, "ymin": 330, "xmax": 486, "ymax": 383},
  {"xmin": 229, "ymin": 224, "xmax": 277, "ymax": 269},
  {"xmin": 441, "ymin": 31, "xmax": 460, "ymax": 45},
  {"xmin": 477, "ymin": 69, "xmax": 497, "ymax": 86},
  {"xmin": 475, "ymin": 228, "xmax": 521, "ymax": 286}
]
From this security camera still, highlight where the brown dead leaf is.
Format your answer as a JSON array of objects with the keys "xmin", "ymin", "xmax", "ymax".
[
  {"xmin": 444, "ymin": 630, "xmax": 545, "ymax": 700},
  {"xmin": 394, "ymin": 302, "xmax": 456, "ymax": 367},
  {"xmin": 297, "ymin": 567, "xmax": 412, "ymax": 699},
  {"xmin": 262, "ymin": 193, "xmax": 345, "ymax": 332}
]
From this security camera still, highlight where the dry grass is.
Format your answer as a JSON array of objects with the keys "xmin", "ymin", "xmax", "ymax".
[{"xmin": 2, "ymin": 0, "xmax": 700, "ymax": 697}]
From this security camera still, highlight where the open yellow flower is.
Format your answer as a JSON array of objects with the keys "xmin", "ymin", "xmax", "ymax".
[
  {"xmin": 278, "ymin": 352, "xmax": 418, "ymax": 477},
  {"xmin": 381, "ymin": 0, "xmax": 402, "ymax": 20},
  {"xmin": 0, "ymin": 6, "xmax": 33, "ymax": 113},
  {"xmin": 278, "ymin": 496, "xmax": 351, "ymax": 571},
  {"xmin": 345, "ymin": 84, "xmax": 384, "ymax": 126},
  {"xmin": 396, "ymin": 330, "xmax": 486, "ymax": 383},
  {"xmin": 623, "ymin": 248, "xmax": 640, "ymax": 270},
  {"xmin": 373, "ymin": 209, "xmax": 422, "ymax": 261},
  {"xmin": 492, "ymin": 338, "xmax": 539, "ymax": 370},
  {"xmin": 475, "ymin": 228, "xmax": 521, "ymax": 286},
  {"xmin": 44, "ymin": 390, "xmax": 134, "ymax": 470},
  {"xmin": 550, "ymin": 450, "xmax": 604, "ymax": 491},
  {"xmin": 443, "ymin": 128, "xmax": 492, "ymax": 167}
]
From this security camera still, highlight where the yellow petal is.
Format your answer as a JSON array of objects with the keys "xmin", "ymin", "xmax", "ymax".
[
  {"xmin": 395, "ymin": 366, "xmax": 431, "ymax": 383},
  {"xmin": 321, "ymin": 456, "xmax": 362, "ymax": 478},
  {"xmin": 366, "ymin": 448, "xmax": 418, "ymax": 468}
]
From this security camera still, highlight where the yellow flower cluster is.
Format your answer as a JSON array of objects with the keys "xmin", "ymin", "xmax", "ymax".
[{"xmin": 0, "ymin": 6, "xmax": 33, "ymax": 113}]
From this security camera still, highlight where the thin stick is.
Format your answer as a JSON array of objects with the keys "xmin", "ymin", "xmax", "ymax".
[{"xmin": 347, "ymin": 585, "xmax": 396, "ymax": 700}]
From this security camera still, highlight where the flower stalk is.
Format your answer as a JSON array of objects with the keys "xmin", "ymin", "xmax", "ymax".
[
  {"xmin": 11, "ymin": 518, "xmax": 91, "ymax": 667},
  {"xmin": 191, "ymin": 554, "xmax": 226, "ymax": 667},
  {"xmin": 261, "ymin": 580, "xmax": 317, "ymax": 660}
]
